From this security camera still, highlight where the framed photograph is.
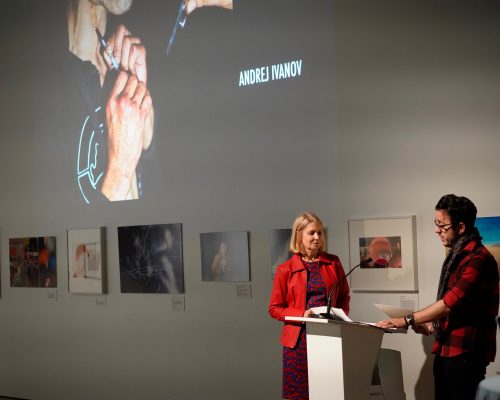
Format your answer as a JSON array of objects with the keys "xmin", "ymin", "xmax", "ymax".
[
  {"xmin": 348, "ymin": 216, "xmax": 418, "ymax": 292},
  {"xmin": 9, "ymin": 236, "xmax": 57, "ymax": 288},
  {"xmin": 269, "ymin": 229, "xmax": 292, "ymax": 279},
  {"xmin": 476, "ymin": 216, "xmax": 500, "ymax": 266},
  {"xmin": 200, "ymin": 231, "xmax": 250, "ymax": 282},
  {"xmin": 68, "ymin": 228, "xmax": 106, "ymax": 294},
  {"xmin": 118, "ymin": 223, "xmax": 184, "ymax": 294}
]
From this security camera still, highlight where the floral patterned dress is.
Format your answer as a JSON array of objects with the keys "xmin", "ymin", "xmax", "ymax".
[{"xmin": 282, "ymin": 261, "xmax": 327, "ymax": 400}]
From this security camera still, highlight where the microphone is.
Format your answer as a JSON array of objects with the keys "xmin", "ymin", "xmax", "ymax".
[{"xmin": 318, "ymin": 258, "xmax": 372, "ymax": 320}]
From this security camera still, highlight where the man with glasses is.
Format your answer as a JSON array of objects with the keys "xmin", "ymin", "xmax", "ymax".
[{"xmin": 378, "ymin": 194, "xmax": 499, "ymax": 400}]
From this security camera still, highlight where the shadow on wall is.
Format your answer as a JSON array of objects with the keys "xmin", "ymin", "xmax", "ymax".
[{"xmin": 414, "ymin": 335, "xmax": 435, "ymax": 400}]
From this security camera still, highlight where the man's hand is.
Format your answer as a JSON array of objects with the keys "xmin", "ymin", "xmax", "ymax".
[
  {"xmin": 101, "ymin": 71, "xmax": 152, "ymax": 201},
  {"xmin": 376, "ymin": 317, "xmax": 407, "ymax": 329},
  {"xmin": 185, "ymin": 0, "xmax": 233, "ymax": 15},
  {"xmin": 106, "ymin": 25, "xmax": 154, "ymax": 150},
  {"xmin": 412, "ymin": 322, "xmax": 434, "ymax": 336},
  {"xmin": 106, "ymin": 25, "xmax": 148, "ymax": 84}
]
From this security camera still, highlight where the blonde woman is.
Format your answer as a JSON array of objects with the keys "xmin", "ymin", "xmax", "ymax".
[{"xmin": 269, "ymin": 212, "xmax": 350, "ymax": 400}]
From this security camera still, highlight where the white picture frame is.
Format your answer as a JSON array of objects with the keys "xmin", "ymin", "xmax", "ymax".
[
  {"xmin": 348, "ymin": 216, "xmax": 418, "ymax": 292},
  {"xmin": 68, "ymin": 227, "xmax": 106, "ymax": 294}
]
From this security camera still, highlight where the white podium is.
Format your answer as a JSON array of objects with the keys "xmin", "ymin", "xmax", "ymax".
[{"xmin": 286, "ymin": 317, "xmax": 388, "ymax": 400}]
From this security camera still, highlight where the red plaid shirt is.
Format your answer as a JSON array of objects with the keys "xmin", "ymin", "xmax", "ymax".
[{"xmin": 432, "ymin": 239, "xmax": 499, "ymax": 362}]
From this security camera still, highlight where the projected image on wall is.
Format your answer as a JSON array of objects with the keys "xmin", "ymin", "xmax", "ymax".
[
  {"xmin": 9, "ymin": 237, "xmax": 57, "ymax": 288},
  {"xmin": 66, "ymin": 0, "xmax": 234, "ymax": 203},
  {"xmin": 68, "ymin": 0, "xmax": 156, "ymax": 203},
  {"xmin": 26, "ymin": 1, "xmax": 336, "ymax": 208},
  {"xmin": 118, "ymin": 223, "xmax": 184, "ymax": 293}
]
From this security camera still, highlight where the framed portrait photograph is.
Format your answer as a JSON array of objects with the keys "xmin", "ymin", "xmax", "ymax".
[
  {"xmin": 67, "ymin": 227, "xmax": 106, "ymax": 294},
  {"xmin": 348, "ymin": 216, "xmax": 418, "ymax": 292},
  {"xmin": 200, "ymin": 231, "xmax": 250, "ymax": 282}
]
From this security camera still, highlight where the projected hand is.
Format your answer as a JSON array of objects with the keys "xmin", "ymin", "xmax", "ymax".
[
  {"xmin": 106, "ymin": 25, "xmax": 153, "ymax": 150},
  {"xmin": 107, "ymin": 25, "xmax": 148, "ymax": 84},
  {"xmin": 184, "ymin": 0, "xmax": 233, "ymax": 15},
  {"xmin": 101, "ymin": 71, "xmax": 153, "ymax": 201}
]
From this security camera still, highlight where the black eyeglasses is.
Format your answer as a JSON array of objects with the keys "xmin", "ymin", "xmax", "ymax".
[{"xmin": 434, "ymin": 219, "xmax": 453, "ymax": 232}]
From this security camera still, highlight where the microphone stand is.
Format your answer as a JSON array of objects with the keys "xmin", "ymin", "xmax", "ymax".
[{"xmin": 318, "ymin": 258, "xmax": 372, "ymax": 319}]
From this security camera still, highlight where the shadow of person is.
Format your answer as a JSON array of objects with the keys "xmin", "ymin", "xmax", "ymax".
[{"xmin": 414, "ymin": 334, "xmax": 435, "ymax": 399}]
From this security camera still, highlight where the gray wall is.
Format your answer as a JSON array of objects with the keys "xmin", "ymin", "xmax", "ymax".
[
  {"xmin": 1, "ymin": 1, "xmax": 500, "ymax": 400},
  {"xmin": 334, "ymin": 2, "xmax": 500, "ymax": 400}
]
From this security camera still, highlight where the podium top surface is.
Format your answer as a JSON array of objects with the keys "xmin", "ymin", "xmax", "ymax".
[{"xmin": 285, "ymin": 316, "xmax": 405, "ymax": 333}]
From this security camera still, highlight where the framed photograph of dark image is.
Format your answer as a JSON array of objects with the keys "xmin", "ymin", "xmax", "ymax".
[
  {"xmin": 200, "ymin": 231, "xmax": 249, "ymax": 282},
  {"xmin": 118, "ymin": 224, "xmax": 184, "ymax": 294},
  {"xmin": 269, "ymin": 228, "xmax": 292, "ymax": 279}
]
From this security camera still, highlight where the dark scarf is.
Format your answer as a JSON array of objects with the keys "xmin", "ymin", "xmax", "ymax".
[
  {"xmin": 436, "ymin": 227, "xmax": 482, "ymax": 301},
  {"xmin": 434, "ymin": 227, "xmax": 482, "ymax": 337}
]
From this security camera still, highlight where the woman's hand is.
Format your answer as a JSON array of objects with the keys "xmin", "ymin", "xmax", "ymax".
[{"xmin": 303, "ymin": 309, "xmax": 316, "ymax": 318}]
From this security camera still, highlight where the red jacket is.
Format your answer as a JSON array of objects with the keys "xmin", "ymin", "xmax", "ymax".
[{"xmin": 268, "ymin": 252, "xmax": 350, "ymax": 348}]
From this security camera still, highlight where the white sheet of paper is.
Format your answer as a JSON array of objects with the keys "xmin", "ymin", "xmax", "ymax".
[
  {"xmin": 310, "ymin": 306, "xmax": 353, "ymax": 322},
  {"xmin": 374, "ymin": 303, "xmax": 414, "ymax": 318}
]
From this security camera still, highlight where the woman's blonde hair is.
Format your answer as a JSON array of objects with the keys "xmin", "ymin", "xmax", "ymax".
[{"xmin": 289, "ymin": 211, "xmax": 326, "ymax": 254}]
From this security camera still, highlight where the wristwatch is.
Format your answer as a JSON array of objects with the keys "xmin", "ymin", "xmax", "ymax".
[{"xmin": 404, "ymin": 313, "xmax": 415, "ymax": 328}]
